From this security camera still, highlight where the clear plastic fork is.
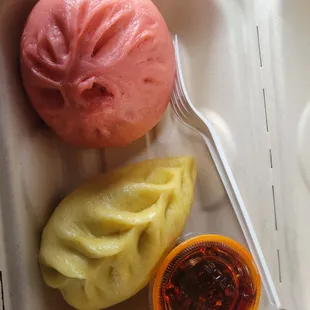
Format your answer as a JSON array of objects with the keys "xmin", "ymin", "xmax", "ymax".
[{"xmin": 170, "ymin": 35, "xmax": 282, "ymax": 309}]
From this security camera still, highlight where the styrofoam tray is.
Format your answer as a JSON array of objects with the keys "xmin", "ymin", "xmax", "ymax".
[{"xmin": 0, "ymin": 0, "xmax": 294, "ymax": 309}]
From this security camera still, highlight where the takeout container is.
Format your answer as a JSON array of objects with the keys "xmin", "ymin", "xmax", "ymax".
[{"xmin": 0, "ymin": 0, "xmax": 302, "ymax": 309}]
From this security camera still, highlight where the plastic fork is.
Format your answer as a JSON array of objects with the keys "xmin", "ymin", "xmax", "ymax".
[{"xmin": 171, "ymin": 35, "xmax": 281, "ymax": 309}]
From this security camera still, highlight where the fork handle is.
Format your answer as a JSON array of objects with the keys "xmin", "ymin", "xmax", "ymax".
[{"xmin": 200, "ymin": 128, "xmax": 282, "ymax": 309}]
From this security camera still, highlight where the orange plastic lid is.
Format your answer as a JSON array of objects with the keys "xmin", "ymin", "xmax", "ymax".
[{"xmin": 152, "ymin": 235, "xmax": 261, "ymax": 310}]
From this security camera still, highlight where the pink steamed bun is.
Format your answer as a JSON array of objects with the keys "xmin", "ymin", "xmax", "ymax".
[{"xmin": 21, "ymin": 0, "xmax": 175, "ymax": 148}]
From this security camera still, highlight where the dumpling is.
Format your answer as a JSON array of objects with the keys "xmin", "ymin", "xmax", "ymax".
[
  {"xmin": 20, "ymin": 0, "xmax": 175, "ymax": 148},
  {"xmin": 39, "ymin": 157, "xmax": 197, "ymax": 310}
]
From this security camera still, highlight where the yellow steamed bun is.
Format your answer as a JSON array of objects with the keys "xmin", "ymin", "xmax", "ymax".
[{"xmin": 39, "ymin": 157, "xmax": 197, "ymax": 309}]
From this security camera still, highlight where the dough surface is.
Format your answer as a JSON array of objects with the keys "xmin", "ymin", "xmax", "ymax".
[
  {"xmin": 39, "ymin": 157, "xmax": 197, "ymax": 309},
  {"xmin": 21, "ymin": 0, "xmax": 175, "ymax": 148}
]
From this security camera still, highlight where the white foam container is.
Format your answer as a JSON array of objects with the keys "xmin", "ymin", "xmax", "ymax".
[{"xmin": 0, "ymin": 0, "xmax": 306, "ymax": 309}]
